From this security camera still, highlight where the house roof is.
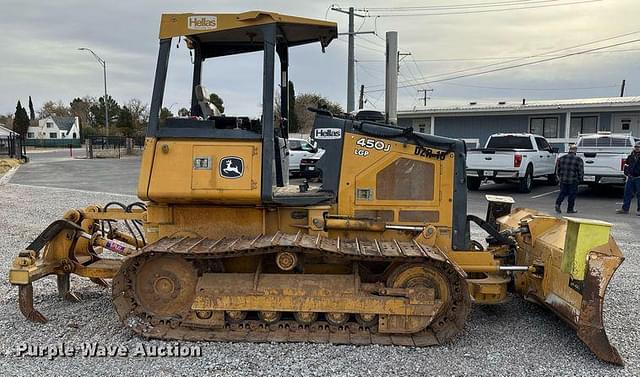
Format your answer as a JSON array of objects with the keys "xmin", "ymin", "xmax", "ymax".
[
  {"xmin": 51, "ymin": 116, "xmax": 76, "ymax": 131},
  {"xmin": 0, "ymin": 124, "xmax": 16, "ymax": 135},
  {"xmin": 399, "ymin": 96, "xmax": 640, "ymax": 117}
]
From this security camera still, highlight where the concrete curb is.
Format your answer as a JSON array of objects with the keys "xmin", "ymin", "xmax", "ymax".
[{"xmin": 0, "ymin": 165, "xmax": 20, "ymax": 186}]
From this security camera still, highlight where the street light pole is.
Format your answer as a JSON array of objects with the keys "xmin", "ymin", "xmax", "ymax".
[{"xmin": 78, "ymin": 47, "xmax": 109, "ymax": 137}]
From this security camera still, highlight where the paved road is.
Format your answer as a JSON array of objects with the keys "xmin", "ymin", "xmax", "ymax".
[
  {"xmin": 467, "ymin": 179, "xmax": 629, "ymax": 222},
  {"xmin": 11, "ymin": 148, "xmax": 140, "ymax": 196}
]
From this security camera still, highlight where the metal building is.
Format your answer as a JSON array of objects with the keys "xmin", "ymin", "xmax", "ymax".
[{"xmin": 397, "ymin": 96, "xmax": 640, "ymax": 150}]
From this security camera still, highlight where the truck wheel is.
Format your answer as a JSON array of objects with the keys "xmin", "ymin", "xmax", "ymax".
[
  {"xmin": 518, "ymin": 167, "xmax": 533, "ymax": 193},
  {"xmin": 467, "ymin": 177, "xmax": 481, "ymax": 191},
  {"xmin": 546, "ymin": 174, "xmax": 559, "ymax": 186}
]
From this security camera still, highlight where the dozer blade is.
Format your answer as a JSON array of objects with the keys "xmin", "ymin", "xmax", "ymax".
[
  {"xmin": 576, "ymin": 247, "xmax": 623, "ymax": 365},
  {"xmin": 498, "ymin": 209, "xmax": 624, "ymax": 365},
  {"xmin": 18, "ymin": 284, "xmax": 48, "ymax": 324}
]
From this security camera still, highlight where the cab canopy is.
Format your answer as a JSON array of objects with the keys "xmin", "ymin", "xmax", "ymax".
[{"xmin": 159, "ymin": 11, "xmax": 337, "ymax": 57}]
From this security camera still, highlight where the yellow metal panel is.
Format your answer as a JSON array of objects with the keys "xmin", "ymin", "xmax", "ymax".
[
  {"xmin": 191, "ymin": 145, "xmax": 255, "ymax": 191},
  {"xmin": 8, "ymin": 269, "xmax": 30, "ymax": 285},
  {"xmin": 159, "ymin": 12, "xmax": 336, "ymax": 39},
  {"xmin": 561, "ymin": 217, "xmax": 612, "ymax": 280},
  {"xmin": 338, "ymin": 132, "xmax": 454, "ymax": 228},
  {"xmin": 154, "ymin": 206, "xmax": 264, "ymax": 240},
  {"xmin": 146, "ymin": 140, "xmax": 261, "ymax": 204},
  {"xmin": 137, "ymin": 137, "xmax": 157, "ymax": 200}
]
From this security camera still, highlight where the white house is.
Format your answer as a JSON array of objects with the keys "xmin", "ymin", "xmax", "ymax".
[{"xmin": 27, "ymin": 116, "xmax": 80, "ymax": 140}]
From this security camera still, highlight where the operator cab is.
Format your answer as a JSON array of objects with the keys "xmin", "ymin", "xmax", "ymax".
[{"xmin": 146, "ymin": 11, "xmax": 337, "ymax": 205}]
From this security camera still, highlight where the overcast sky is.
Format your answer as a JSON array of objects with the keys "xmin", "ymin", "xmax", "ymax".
[{"xmin": 2, "ymin": 0, "xmax": 639, "ymax": 117}]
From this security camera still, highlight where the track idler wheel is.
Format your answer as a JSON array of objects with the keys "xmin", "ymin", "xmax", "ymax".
[
  {"xmin": 387, "ymin": 262, "xmax": 470, "ymax": 343},
  {"xmin": 132, "ymin": 254, "xmax": 197, "ymax": 318}
]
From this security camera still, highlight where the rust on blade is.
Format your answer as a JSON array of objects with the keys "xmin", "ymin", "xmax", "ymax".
[
  {"xmin": 576, "ymin": 249, "xmax": 625, "ymax": 366},
  {"xmin": 18, "ymin": 284, "xmax": 47, "ymax": 324}
]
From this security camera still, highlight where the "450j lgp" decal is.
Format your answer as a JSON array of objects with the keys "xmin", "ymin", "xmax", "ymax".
[{"xmin": 354, "ymin": 137, "xmax": 391, "ymax": 157}]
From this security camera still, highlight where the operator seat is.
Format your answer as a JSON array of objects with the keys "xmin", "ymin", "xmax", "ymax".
[{"xmin": 195, "ymin": 85, "xmax": 222, "ymax": 118}]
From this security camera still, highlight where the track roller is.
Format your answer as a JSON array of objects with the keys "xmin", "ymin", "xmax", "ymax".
[
  {"xmin": 355, "ymin": 313, "xmax": 378, "ymax": 328},
  {"xmin": 293, "ymin": 312, "xmax": 318, "ymax": 325},
  {"xmin": 258, "ymin": 311, "xmax": 281, "ymax": 324},
  {"xmin": 325, "ymin": 312, "xmax": 349, "ymax": 326},
  {"xmin": 226, "ymin": 311, "xmax": 247, "ymax": 323}
]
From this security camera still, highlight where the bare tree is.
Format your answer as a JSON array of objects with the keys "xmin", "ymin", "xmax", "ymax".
[
  {"xmin": 0, "ymin": 113, "xmax": 14, "ymax": 129},
  {"xmin": 38, "ymin": 100, "xmax": 72, "ymax": 118},
  {"xmin": 294, "ymin": 93, "xmax": 343, "ymax": 134},
  {"xmin": 70, "ymin": 96, "xmax": 95, "ymax": 129},
  {"xmin": 126, "ymin": 98, "xmax": 149, "ymax": 136}
]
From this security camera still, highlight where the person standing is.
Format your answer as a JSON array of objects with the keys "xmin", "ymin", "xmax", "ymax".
[
  {"xmin": 616, "ymin": 141, "xmax": 640, "ymax": 215},
  {"xmin": 555, "ymin": 144, "xmax": 583, "ymax": 214}
]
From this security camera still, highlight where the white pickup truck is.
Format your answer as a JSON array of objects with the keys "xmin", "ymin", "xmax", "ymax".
[
  {"xmin": 576, "ymin": 133, "xmax": 638, "ymax": 186},
  {"xmin": 466, "ymin": 133, "xmax": 558, "ymax": 193}
]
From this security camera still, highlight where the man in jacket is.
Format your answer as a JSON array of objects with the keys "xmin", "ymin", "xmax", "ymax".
[
  {"xmin": 616, "ymin": 141, "xmax": 640, "ymax": 215},
  {"xmin": 555, "ymin": 144, "xmax": 583, "ymax": 214}
]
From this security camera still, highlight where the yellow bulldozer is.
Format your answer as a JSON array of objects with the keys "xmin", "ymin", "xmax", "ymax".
[{"xmin": 8, "ymin": 11, "xmax": 624, "ymax": 365}]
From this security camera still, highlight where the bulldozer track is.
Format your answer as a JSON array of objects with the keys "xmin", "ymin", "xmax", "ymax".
[{"xmin": 112, "ymin": 232, "xmax": 471, "ymax": 346}]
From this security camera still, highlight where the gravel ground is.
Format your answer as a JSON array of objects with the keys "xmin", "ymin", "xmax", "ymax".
[{"xmin": 0, "ymin": 182, "xmax": 637, "ymax": 377}]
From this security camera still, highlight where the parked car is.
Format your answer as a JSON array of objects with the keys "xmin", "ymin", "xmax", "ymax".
[
  {"xmin": 299, "ymin": 152, "xmax": 325, "ymax": 179},
  {"xmin": 576, "ymin": 132, "xmax": 638, "ymax": 187},
  {"xmin": 288, "ymin": 138, "xmax": 322, "ymax": 176},
  {"xmin": 466, "ymin": 133, "xmax": 558, "ymax": 193}
]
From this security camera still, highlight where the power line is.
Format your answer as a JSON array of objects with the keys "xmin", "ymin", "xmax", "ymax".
[
  {"xmin": 437, "ymin": 82, "xmax": 619, "ymax": 91},
  {"xmin": 361, "ymin": 0, "xmax": 566, "ymax": 11},
  {"xmin": 358, "ymin": 0, "xmax": 601, "ymax": 17},
  {"xmin": 336, "ymin": 38, "xmax": 385, "ymax": 55},
  {"xmin": 366, "ymin": 29, "xmax": 640, "ymax": 89},
  {"xmin": 365, "ymin": 38, "xmax": 640, "ymax": 92},
  {"xmin": 356, "ymin": 48, "xmax": 640, "ymax": 62},
  {"xmin": 356, "ymin": 61, "xmax": 383, "ymax": 81}
]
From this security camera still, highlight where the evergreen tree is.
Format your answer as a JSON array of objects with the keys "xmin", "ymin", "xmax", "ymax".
[
  {"xmin": 116, "ymin": 106, "xmax": 134, "ymax": 137},
  {"xmin": 13, "ymin": 101, "xmax": 30, "ymax": 136},
  {"xmin": 89, "ymin": 95, "xmax": 120, "ymax": 128},
  {"xmin": 28, "ymin": 96, "xmax": 35, "ymax": 120}
]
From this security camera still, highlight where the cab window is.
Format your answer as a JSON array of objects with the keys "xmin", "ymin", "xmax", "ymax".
[{"xmin": 300, "ymin": 141, "xmax": 315, "ymax": 152}]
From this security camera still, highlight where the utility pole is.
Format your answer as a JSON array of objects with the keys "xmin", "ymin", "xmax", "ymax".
[
  {"xmin": 331, "ymin": 6, "xmax": 374, "ymax": 113},
  {"xmin": 79, "ymin": 47, "xmax": 109, "ymax": 137},
  {"xmin": 347, "ymin": 7, "xmax": 355, "ymax": 112},
  {"xmin": 385, "ymin": 31, "xmax": 398, "ymax": 124},
  {"xmin": 417, "ymin": 89, "xmax": 433, "ymax": 106},
  {"xmin": 620, "ymin": 79, "xmax": 626, "ymax": 97},
  {"xmin": 358, "ymin": 85, "xmax": 365, "ymax": 109}
]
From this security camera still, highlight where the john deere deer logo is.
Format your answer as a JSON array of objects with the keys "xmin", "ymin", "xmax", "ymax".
[{"xmin": 220, "ymin": 157, "xmax": 244, "ymax": 179}]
